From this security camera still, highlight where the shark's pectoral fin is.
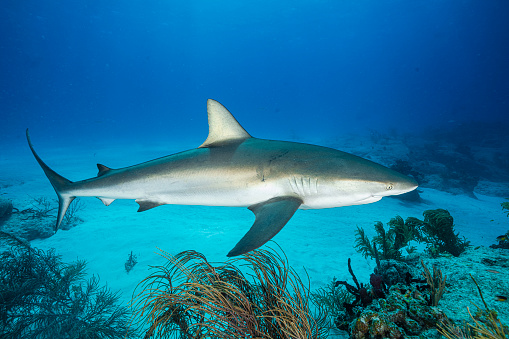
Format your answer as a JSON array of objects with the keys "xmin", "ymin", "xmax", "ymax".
[
  {"xmin": 136, "ymin": 199, "xmax": 165, "ymax": 212},
  {"xmin": 227, "ymin": 196, "xmax": 302, "ymax": 257}
]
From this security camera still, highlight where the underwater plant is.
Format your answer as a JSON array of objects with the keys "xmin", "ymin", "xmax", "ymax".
[
  {"xmin": 131, "ymin": 245, "xmax": 329, "ymax": 339},
  {"xmin": 60, "ymin": 198, "xmax": 85, "ymax": 230},
  {"xmin": 355, "ymin": 209, "xmax": 470, "ymax": 260},
  {"xmin": 502, "ymin": 200, "xmax": 509, "ymax": 217},
  {"xmin": 312, "ymin": 278, "xmax": 354, "ymax": 332},
  {"xmin": 21, "ymin": 196, "xmax": 56, "ymax": 220},
  {"xmin": 0, "ymin": 231, "xmax": 134, "ymax": 338},
  {"xmin": 420, "ymin": 259, "xmax": 446, "ymax": 307},
  {"xmin": 334, "ymin": 258, "xmax": 383, "ymax": 310},
  {"xmin": 17, "ymin": 196, "xmax": 84, "ymax": 229},
  {"xmin": 125, "ymin": 250, "xmax": 138, "ymax": 274},
  {"xmin": 438, "ymin": 275, "xmax": 508, "ymax": 339},
  {"xmin": 409, "ymin": 209, "xmax": 470, "ymax": 257},
  {"xmin": 5, "ymin": 196, "xmax": 84, "ymax": 241},
  {"xmin": 355, "ymin": 215, "xmax": 416, "ymax": 261}
]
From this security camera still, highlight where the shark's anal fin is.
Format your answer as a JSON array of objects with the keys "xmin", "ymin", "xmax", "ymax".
[
  {"xmin": 227, "ymin": 196, "xmax": 302, "ymax": 257},
  {"xmin": 136, "ymin": 199, "xmax": 165, "ymax": 212}
]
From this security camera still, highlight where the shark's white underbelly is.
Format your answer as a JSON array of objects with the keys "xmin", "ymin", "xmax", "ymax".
[
  {"xmin": 84, "ymin": 176, "xmax": 290, "ymax": 208},
  {"xmin": 79, "ymin": 171, "xmax": 382, "ymax": 210}
]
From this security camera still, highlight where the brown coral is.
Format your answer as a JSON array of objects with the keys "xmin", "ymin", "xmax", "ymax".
[
  {"xmin": 130, "ymin": 246, "xmax": 328, "ymax": 338},
  {"xmin": 421, "ymin": 259, "xmax": 447, "ymax": 306}
]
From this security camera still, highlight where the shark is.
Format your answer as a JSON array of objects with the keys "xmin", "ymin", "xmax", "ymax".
[{"xmin": 27, "ymin": 99, "xmax": 418, "ymax": 256}]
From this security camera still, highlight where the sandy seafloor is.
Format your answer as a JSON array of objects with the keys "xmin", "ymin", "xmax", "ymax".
[{"xmin": 1, "ymin": 135, "xmax": 508, "ymax": 335}]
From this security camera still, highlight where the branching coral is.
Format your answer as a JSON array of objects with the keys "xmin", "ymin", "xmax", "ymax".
[
  {"xmin": 355, "ymin": 215, "xmax": 416, "ymax": 260},
  {"xmin": 312, "ymin": 279, "xmax": 354, "ymax": 332},
  {"xmin": 130, "ymin": 245, "xmax": 329, "ymax": 339},
  {"xmin": 420, "ymin": 259, "xmax": 447, "ymax": 307},
  {"xmin": 413, "ymin": 209, "xmax": 470, "ymax": 257},
  {"xmin": 0, "ymin": 231, "xmax": 133, "ymax": 338},
  {"xmin": 355, "ymin": 209, "xmax": 470, "ymax": 260},
  {"xmin": 334, "ymin": 258, "xmax": 380, "ymax": 310}
]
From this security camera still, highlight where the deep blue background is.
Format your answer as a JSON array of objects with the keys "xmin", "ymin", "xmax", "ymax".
[{"xmin": 1, "ymin": 0, "xmax": 508, "ymax": 146}]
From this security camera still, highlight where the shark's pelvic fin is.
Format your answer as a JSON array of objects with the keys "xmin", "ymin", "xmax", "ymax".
[
  {"xmin": 26, "ymin": 129, "xmax": 75, "ymax": 232},
  {"xmin": 136, "ymin": 199, "xmax": 165, "ymax": 212},
  {"xmin": 199, "ymin": 99, "xmax": 252, "ymax": 148},
  {"xmin": 98, "ymin": 197, "xmax": 115, "ymax": 206},
  {"xmin": 227, "ymin": 196, "xmax": 302, "ymax": 257}
]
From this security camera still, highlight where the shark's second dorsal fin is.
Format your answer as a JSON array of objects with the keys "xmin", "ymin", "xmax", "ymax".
[
  {"xmin": 97, "ymin": 164, "xmax": 112, "ymax": 177},
  {"xmin": 199, "ymin": 99, "xmax": 251, "ymax": 148}
]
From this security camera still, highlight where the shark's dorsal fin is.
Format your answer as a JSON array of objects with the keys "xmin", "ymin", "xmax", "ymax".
[
  {"xmin": 97, "ymin": 164, "xmax": 112, "ymax": 177},
  {"xmin": 199, "ymin": 99, "xmax": 252, "ymax": 148}
]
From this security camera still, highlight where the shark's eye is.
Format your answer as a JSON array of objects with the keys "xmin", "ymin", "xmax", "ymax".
[{"xmin": 386, "ymin": 183, "xmax": 394, "ymax": 191}]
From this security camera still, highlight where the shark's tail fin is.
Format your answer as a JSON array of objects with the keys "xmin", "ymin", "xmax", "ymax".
[{"xmin": 26, "ymin": 129, "xmax": 75, "ymax": 232}]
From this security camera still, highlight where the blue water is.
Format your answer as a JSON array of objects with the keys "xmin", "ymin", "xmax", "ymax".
[
  {"xmin": 2, "ymin": 2, "xmax": 509, "ymax": 336},
  {"xmin": 2, "ymin": 1, "xmax": 508, "ymax": 146}
]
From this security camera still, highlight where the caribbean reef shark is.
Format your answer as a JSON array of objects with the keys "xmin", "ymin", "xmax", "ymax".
[{"xmin": 27, "ymin": 99, "xmax": 417, "ymax": 256}]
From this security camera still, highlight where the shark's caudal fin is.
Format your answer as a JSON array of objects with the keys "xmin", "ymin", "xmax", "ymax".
[{"xmin": 26, "ymin": 129, "xmax": 75, "ymax": 232}]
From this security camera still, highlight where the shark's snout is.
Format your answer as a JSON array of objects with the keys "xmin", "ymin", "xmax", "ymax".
[{"xmin": 391, "ymin": 175, "xmax": 418, "ymax": 195}]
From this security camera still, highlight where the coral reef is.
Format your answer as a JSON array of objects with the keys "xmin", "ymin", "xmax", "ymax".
[
  {"xmin": 355, "ymin": 215, "xmax": 416, "ymax": 261},
  {"xmin": 131, "ymin": 246, "xmax": 328, "ymax": 339},
  {"xmin": 335, "ymin": 258, "xmax": 379, "ymax": 310},
  {"xmin": 319, "ymin": 257, "xmax": 447, "ymax": 338},
  {"xmin": 350, "ymin": 283, "xmax": 446, "ymax": 338},
  {"xmin": 0, "ymin": 232, "xmax": 134, "ymax": 338},
  {"xmin": 320, "ymin": 246, "xmax": 509, "ymax": 338},
  {"xmin": 356, "ymin": 209, "xmax": 470, "ymax": 261},
  {"xmin": 408, "ymin": 209, "xmax": 470, "ymax": 257},
  {"xmin": 420, "ymin": 259, "xmax": 447, "ymax": 307},
  {"xmin": 373, "ymin": 259, "xmax": 421, "ymax": 287}
]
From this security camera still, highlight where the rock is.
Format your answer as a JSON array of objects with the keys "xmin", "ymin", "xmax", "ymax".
[
  {"xmin": 419, "ymin": 247, "xmax": 509, "ymax": 326},
  {"xmin": 374, "ymin": 260, "xmax": 413, "ymax": 286},
  {"xmin": 349, "ymin": 285, "xmax": 445, "ymax": 339},
  {"xmin": 475, "ymin": 180, "xmax": 509, "ymax": 197},
  {"xmin": 1, "ymin": 218, "xmax": 54, "ymax": 241}
]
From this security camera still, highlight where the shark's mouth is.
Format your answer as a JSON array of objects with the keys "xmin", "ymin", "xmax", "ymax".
[{"xmin": 358, "ymin": 196, "xmax": 383, "ymax": 204}]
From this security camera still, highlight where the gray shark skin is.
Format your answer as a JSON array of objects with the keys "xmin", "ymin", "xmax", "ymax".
[{"xmin": 27, "ymin": 99, "xmax": 418, "ymax": 256}]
